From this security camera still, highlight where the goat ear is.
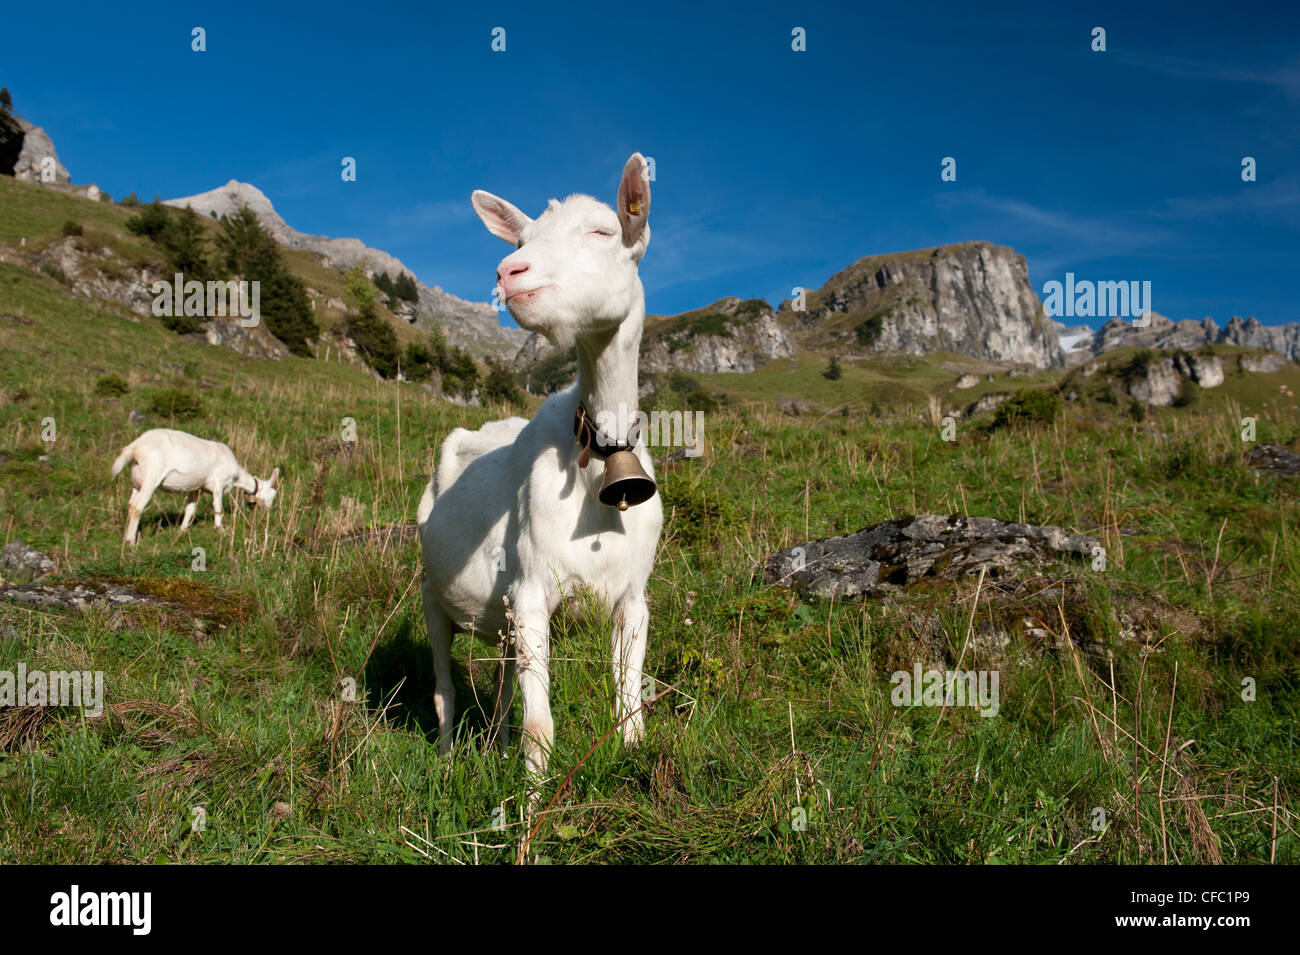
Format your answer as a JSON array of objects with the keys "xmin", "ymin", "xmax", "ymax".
[
  {"xmin": 472, "ymin": 190, "xmax": 532, "ymax": 245},
  {"xmin": 617, "ymin": 153, "xmax": 651, "ymax": 248},
  {"xmin": 268, "ymin": 467, "xmax": 280, "ymax": 488}
]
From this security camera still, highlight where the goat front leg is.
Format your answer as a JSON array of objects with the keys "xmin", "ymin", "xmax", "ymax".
[
  {"xmin": 209, "ymin": 482, "xmax": 225, "ymax": 532},
  {"xmin": 179, "ymin": 490, "xmax": 201, "ymax": 531},
  {"xmin": 511, "ymin": 590, "xmax": 554, "ymax": 779},
  {"xmin": 612, "ymin": 591, "xmax": 650, "ymax": 745}
]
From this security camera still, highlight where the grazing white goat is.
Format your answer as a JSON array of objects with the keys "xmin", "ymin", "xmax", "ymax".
[
  {"xmin": 110, "ymin": 428, "xmax": 279, "ymax": 544},
  {"xmin": 417, "ymin": 153, "xmax": 664, "ymax": 777}
]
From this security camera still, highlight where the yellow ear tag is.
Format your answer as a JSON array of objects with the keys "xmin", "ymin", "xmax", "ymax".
[{"xmin": 628, "ymin": 200, "xmax": 642, "ymax": 215}]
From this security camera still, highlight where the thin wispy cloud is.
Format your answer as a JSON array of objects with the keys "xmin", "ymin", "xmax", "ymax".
[
  {"xmin": 1116, "ymin": 51, "xmax": 1300, "ymax": 100},
  {"xmin": 933, "ymin": 190, "xmax": 1174, "ymax": 274}
]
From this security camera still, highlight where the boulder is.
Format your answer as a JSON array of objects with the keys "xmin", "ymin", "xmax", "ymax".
[
  {"xmin": 763, "ymin": 514, "xmax": 1099, "ymax": 599},
  {"xmin": 0, "ymin": 540, "xmax": 55, "ymax": 583},
  {"xmin": 777, "ymin": 395, "xmax": 814, "ymax": 417},
  {"xmin": 1244, "ymin": 444, "xmax": 1300, "ymax": 478}
]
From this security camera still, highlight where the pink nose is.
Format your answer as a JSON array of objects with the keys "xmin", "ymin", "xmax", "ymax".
[{"xmin": 497, "ymin": 261, "xmax": 531, "ymax": 298}]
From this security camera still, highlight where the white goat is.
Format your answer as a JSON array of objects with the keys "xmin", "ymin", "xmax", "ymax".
[
  {"xmin": 417, "ymin": 153, "xmax": 663, "ymax": 778},
  {"xmin": 111, "ymin": 428, "xmax": 279, "ymax": 544}
]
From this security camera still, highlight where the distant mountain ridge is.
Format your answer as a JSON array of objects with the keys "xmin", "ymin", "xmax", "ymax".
[
  {"xmin": 163, "ymin": 180, "xmax": 526, "ymax": 360},
  {"xmin": 7, "ymin": 108, "xmax": 1296, "ymax": 372},
  {"xmin": 1087, "ymin": 312, "xmax": 1300, "ymax": 361}
]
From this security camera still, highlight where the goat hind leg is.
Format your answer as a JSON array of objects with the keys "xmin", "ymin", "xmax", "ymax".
[
  {"xmin": 421, "ymin": 577, "xmax": 456, "ymax": 754},
  {"xmin": 124, "ymin": 479, "xmax": 160, "ymax": 545}
]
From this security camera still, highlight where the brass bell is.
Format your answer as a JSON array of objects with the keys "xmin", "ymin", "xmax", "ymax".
[{"xmin": 598, "ymin": 449, "xmax": 657, "ymax": 511}]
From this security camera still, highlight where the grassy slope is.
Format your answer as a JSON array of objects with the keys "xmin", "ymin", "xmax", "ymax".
[
  {"xmin": 0, "ymin": 176, "xmax": 422, "ymax": 350},
  {"xmin": 1, "ymin": 186, "xmax": 1298, "ymax": 864}
]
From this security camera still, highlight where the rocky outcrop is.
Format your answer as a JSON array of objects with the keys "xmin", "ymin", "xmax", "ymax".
[
  {"xmin": 1082, "ymin": 349, "xmax": 1226, "ymax": 406},
  {"xmin": 763, "ymin": 514, "xmax": 1099, "ymax": 600},
  {"xmin": 779, "ymin": 242, "xmax": 1064, "ymax": 369},
  {"xmin": 23, "ymin": 238, "xmax": 287, "ymax": 359},
  {"xmin": 640, "ymin": 298, "xmax": 797, "ymax": 374},
  {"xmin": 29, "ymin": 237, "xmax": 157, "ymax": 314},
  {"xmin": 1094, "ymin": 312, "xmax": 1300, "ymax": 362},
  {"xmin": 164, "ymin": 180, "xmax": 527, "ymax": 359},
  {"xmin": 0, "ymin": 115, "xmax": 70, "ymax": 184},
  {"xmin": 199, "ymin": 315, "xmax": 289, "ymax": 360}
]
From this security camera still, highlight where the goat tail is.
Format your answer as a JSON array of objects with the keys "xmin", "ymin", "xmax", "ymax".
[
  {"xmin": 416, "ymin": 476, "xmax": 436, "ymax": 527},
  {"xmin": 110, "ymin": 441, "xmax": 136, "ymax": 479}
]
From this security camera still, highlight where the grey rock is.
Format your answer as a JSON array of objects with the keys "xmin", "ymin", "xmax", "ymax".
[
  {"xmin": 964, "ymin": 392, "xmax": 1010, "ymax": 417},
  {"xmin": 1244, "ymin": 444, "xmax": 1300, "ymax": 478},
  {"xmin": 1240, "ymin": 352, "xmax": 1284, "ymax": 374},
  {"xmin": 954, "ymin": 374, "xmax": 980, "ymax": 389},
  {"xmin": 513, "ymin": 331, "xmax": 560, "ymax": 370},
  {"xmin": 0, "ymin": 580, "xmax": 162, "ymax": 612},
  {"xmin": 0, "ymin": 540, "xmax": 55, "ymax": 583},
  {"xmin": 200, "ymin": 314, "xmax": 289, "ymax": 360},
  {"xmin": 777, "ymin": 395, "xmax": 814, "ymax": 417},
  {"xmin": 763, "ymin": 514, "xmax": 1100, "ymax": 599}
]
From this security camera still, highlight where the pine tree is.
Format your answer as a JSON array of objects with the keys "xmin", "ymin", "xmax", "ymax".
[
  {"xmin": 161, "ymin": 206, "xmax": 210, "ymax": 279},
  {"xmin": 216, "ymin": 205, "xmax": 278, "ymax": 278}
]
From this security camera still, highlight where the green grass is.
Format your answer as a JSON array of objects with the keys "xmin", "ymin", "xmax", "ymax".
[{"xmin": 1, "ymin": 188, "xmax": 1298, "ymax": 864}]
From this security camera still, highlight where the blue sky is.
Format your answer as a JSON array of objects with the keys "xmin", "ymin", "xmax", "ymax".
[{"xmin": 3, "ymin": 0, "xmax": 1297, "ymax": 327}]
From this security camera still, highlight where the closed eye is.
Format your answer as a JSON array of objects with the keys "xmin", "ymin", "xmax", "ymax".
[{"xmin": 589, "ymin": 229, "xmax": 615, "ymax": 237}]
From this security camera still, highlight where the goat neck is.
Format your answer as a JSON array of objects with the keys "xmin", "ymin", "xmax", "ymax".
[{"xmin": 574, "ymin": 281, "xmax": 645, "ymax": 444}]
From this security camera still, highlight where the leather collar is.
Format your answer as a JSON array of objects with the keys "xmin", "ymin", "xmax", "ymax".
[{"xmin": 574, "ymin": 403, "xmax": 639, "ymax": 469}]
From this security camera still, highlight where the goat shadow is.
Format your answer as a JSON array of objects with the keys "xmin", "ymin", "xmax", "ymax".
[{"xmin": 363, "ymin": 618, "xmax": 507, "ymax": 748}]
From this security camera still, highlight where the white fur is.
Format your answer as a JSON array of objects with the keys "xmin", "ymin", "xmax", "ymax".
[
  {"xmin": 419, "ymin": 154, "xmax": 663, "ymax": 778},
  {"xmin": 111, "ymin": 428, "xmax": 279, "ymax": 544}
]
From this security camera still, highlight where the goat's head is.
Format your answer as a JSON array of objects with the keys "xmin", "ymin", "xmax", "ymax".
[
  {"xmin": 247, "ymin": 467, "xmax": 279, "ymax": 509},
  {"xmin": 472, "ymin": 153, "xmax": 651, "ymax": 348}
]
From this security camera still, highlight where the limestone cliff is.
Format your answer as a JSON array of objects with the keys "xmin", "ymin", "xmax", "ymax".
[{"xmin": 778, "ymin": 241, "xmax": 1064, "ymax": 369}]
